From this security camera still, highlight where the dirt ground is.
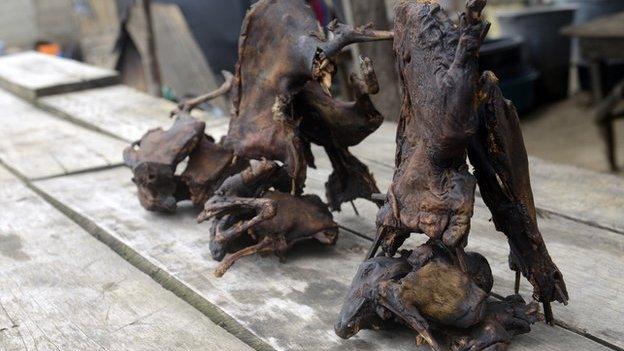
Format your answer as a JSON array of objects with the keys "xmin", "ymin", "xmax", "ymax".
[{"xmin": 521, "ymin": 92, "xmax": 624, "ymax": 176}]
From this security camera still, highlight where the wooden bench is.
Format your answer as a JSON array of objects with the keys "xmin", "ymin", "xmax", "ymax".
[
  {"xmin": 0, "ymin": 54, "xmax": 621, "ymax": 351},
  {"xmin": 0, "ymin": 160, "xmax": 252, "ymax": 351},
  {"xmin": 0, "ymin": 51, "xmax": 118, "ymax": 101}
]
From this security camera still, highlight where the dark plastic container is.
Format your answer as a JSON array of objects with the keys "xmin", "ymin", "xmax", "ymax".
[
  {"xmin": 479, "ymin": 37, "xmax": 525, "ymax": 80},
  {"xmin": 500, "ymin": 69, "xmax": 540, "ymax": 114},
  {"xmin": 497, "ymin": 6, "xmax": 577, "ymax": 103},
  {"xmin": 479, "ymin": 37, "xmax": 539, "ymax": 114}
]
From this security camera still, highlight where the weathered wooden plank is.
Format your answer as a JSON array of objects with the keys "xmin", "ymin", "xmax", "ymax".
[
  {"xmin": 0, "ymin": 52, "xmax": 119, "ymax": 100},
  {"xmin": 562, "ymin": 12, "xmax": 624, "ymax": 39},
  {"xmin": 32, "ymin": 166, "xmax": 610, "ymax": 351},
  {"xmin": 0, "ymin": 166, "xmax": 254, "ymax": 351},
  {"xmin": 151, "ymin": 3, "xmax": 227, "ymax": 111},
  {"xmin": 307, "ymin": 145, "xmax": 624, "ymax": 349},
  {"xmin": 29, "ymin": 84, "xmax": 622, "ymax": 347},
  {"xmin": 350, "ymin": 121, "xmax": 624, "ymax": 235},
  {"xmin": 0, "ymin": 90, "xmax": 126, "ymax": 180},
  {"xmin": 38, "ymin": 85, "xmax": 230, "ymax": 143},
  {"xmin": 526, "ymin": 158, "xmax": 624, "ymax": 234}
]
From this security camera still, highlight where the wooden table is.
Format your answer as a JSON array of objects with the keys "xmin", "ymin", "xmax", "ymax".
[
  {"xmin": 563, "ymin": 12, "xmax": 624, "ymax": 171},
  {"xmin": 0, "ymin": 54, "xmax": 623, "ymax": 351}
]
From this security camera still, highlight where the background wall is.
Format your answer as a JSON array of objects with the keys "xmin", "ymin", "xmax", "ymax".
[
  {"xmin": 0, "ymin": 0, "xmax": 39, "ymax": 48},
  {"xmin": 0, "ymin": 0, "xmax": 78, "ymax": 49}
]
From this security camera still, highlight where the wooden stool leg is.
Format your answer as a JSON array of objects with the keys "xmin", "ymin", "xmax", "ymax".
[
  {"xmin": 604, "ymin": 120, "xmax": 619, "ymax": 172},
  {"xmin": 596, "ymin": 79, "xmax": 624, "ymax": 172}
]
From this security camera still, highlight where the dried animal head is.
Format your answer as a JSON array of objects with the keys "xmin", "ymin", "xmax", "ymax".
[
  {"xmin": 198, "ymin": 160, "xmax": 339, "ymax": 277},
  {"xmin": 224, "ymin": 0, "xmax": 391, "ymax": 207},
  {"xmin": 123, "ymin": 113, "xmax": 204, "ymax": 212},
  {"xmin": 367, "ymin": 0, "xmax": 566, "ymax": 324},
  {"xmin": 181, "ymin": 135, "xmax": 248, "ymax": 206},
  {"xmin": 336, "ymin": 241, "xmax": 535, "ymax": 351}
]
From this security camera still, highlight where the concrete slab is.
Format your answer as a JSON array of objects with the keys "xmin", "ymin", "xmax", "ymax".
[
  {"xmin": 521, "ymin": 96, "xmax": 624, "ymax": 174},
  {"xmin": 0, "ymin": 52, "xmax": 118, "ymax": 100},
  {"xmin": 0, "ymin": 166, "xmax": 253, "ymax": 351}
]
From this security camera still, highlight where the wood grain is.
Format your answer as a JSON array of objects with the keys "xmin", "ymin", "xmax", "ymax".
[
  {"xmin": 0, "ymin": 52, "xmax": 118, "ymax": 100},
  {"xmin": 0, "ymin": 90, "xmax": 126, "ymax": 180},
  {"xmin": 562, "ymin": 12, "xmax": 624, "ymax": 39},
  {"xmin": 307, "ymin": 144, "xmax": 624, "ymax": 350},
  {"xmin": 0, "ymin": 166, "xmax": 253, "ymax": 351},
  {"xmin": 18, "ymin": 75, "xmax": 622, "ymax": 349},
  {"xmin": 39, "ymin": 85, "xmax": 230, "ymax": 143},
  {"xmin": 32, "ymin": 166, "xmax": 612, "ymax": 351},
  {"xmin": 350, "ymin": 121, "xmax": 624, "ymax": 235}
]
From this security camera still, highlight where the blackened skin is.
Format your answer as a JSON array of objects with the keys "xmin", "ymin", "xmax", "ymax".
[
  {"xmin": 368, "ymin": 0, "xmax": 566, "ymax": 324},
  {"xmin": 123, "ymin": 113, "xmax": 205, "ymax": 212},
  {"xmin": 124, "ymin": 114, "xmax": 249, "ymax": 212},
  {"xmin": 374, "ymin": 0, "xmax": 489, "ymax": 257},
  {"xmin": 467, "ymin": 72, "xmax": 568, "ymax": 321},
  {"xmin": 225, "ymin": 0, "xmax": 391, "ymax": 208},
  {"xmin": 198, "ymin": 160, "xmax": 339, "ymax": 277},
  {"xmin": 336, "ymin": 241, "xmax": 537, "ymax": 351},
  {"xmin": 297, "ymin": 57, "xmax": 384, "ymax": 211}
]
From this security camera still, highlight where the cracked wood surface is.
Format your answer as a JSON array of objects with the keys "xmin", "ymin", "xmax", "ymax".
[
  {"xmin": 0, "ymin": 52, "xmax": 118, "ymax": 100},
  {"xmin": 0, "ymin": 50, "xmax": 619, "ymax": 349},
  {"xmin": 351, "ymin": 122, "xmax": 624, "ymax": 235},
  {"xmin": 0, "ymin": 90, "xmax": 126, "ymax": 180},
  {"xmin": 38, "ymin": 88, "xmax": 624, "ymax": 235},
  {"xmin": 0, "ymin": 166, "xmax": 253, "ymax": 351},
  {"xmin": 21, "ymin": 84, "xmax": 623, "ymax": 348},
  {"xmin": 38, "ymin": 85, "xmax": 229, "ymax": 143},
  {"xmin": 308, "ymin": 144, "xmax": 624, "ymax": 350},
  {"xmin": 33, "ymin": 165, "xmax": 613, "ymax": 351}
]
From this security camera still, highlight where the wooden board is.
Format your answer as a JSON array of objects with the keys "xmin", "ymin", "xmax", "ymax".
[
  {"xmin": 526, "ymin": 157, "xmax": 624, "ymax": 234},
  {"xmin": 151, "ymin": 3, "xmax": 227, "ymax": 111},
  {"xmin": 120, "ymin": 3, "xmax": 226, "ymax": 110},
  {"xmin": 0, "ymin": 166, "xmax": 253, "ymax": 351},
  {"xmin": 0, "ymin": 90, "xmax": 126, "ymax": 180},
  {"xmin": 562, "ymin": 11, "xmax": 624, "ymax": 39},
  {"xmin": 306, "ymin": 144, "xmax": 624, "ymax": 350},
  {"xmin": 350, "ymin": 121, "xmax": 624, "ymax": 235},
  {"xmin": 32, "ymin": 166, "xmax": 611, "ymax": 351},
  {"xmin": 38, "ymin": 85, "xmax": 230, "ymax": 143},
  {"xmin": 25, "ymin": 83, "xmax": 622, "ymax": 348},
  {"xmin": 0, "ymin": 52, "xmax": 119, "ymax": 100}
]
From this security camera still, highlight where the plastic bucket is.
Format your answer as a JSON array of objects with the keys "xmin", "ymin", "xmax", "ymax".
[
  {"xmin": 500, "ymin": 69, "xmax": 540, "ymax": 115},
  {"xmin": 479, "ymin": 37, "xmax": 525, "ymax": 80},
  {"xmin": 498, "ymin": 6, "xmax": 577, "ymax": 103}
]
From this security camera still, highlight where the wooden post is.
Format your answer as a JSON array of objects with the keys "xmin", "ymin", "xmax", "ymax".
[
  {"xmin": 342, "ymin": 0, "xmax": 401, "ymax": 121},
  {"xmin": 141, "ymin": 0, "xmax": 162, "ymax": 97}
]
